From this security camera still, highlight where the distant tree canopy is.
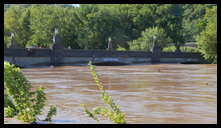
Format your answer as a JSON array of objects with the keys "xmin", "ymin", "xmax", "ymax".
[{"xmin": 4, "ymin": 4, "xmax": 217, "ymax": 62}]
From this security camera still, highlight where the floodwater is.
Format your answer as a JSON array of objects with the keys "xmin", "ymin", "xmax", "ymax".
[{"xmin": 5, "ymin": 64, "xmax": 217, "ymax": 124}]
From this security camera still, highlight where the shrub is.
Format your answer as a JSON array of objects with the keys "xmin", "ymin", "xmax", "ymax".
[
  {"xmin": 162, "ymin": 46, "xmax": 176, "ymax": 52},
  {"xmin": 180, "ymin": 46, "xmax": 200, "ymax": 53},
  {"xmin": 163, "ymin": 46, "xmax": 200, "ymax": 52},
  {"xmin": 4, "ymin": 106, "xmax": 16, "ymax": 118},
  {"xmin": 116, "ymin": 45, "xmax": 127, "ymax": 51},
  {"xmin": 44, "ymin": 106, "xmax": 57, "ymax": 121},
  {"xmin": 196, "ymin": 6, "xmax": 217, "ymax": 63},
  {"xmin": 4, "ymin": 61, "xmax": 56, "ymax": 122},
  {"xmin": 81, "ymin": 61, "xmax": 126, "ymax": 124}
]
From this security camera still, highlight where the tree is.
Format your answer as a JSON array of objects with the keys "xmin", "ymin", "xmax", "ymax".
[
  {"xmin": 182, "ymin": 4, "xmax": 215, "ymax": 41},
  {"xmin": 27, "ymin": 5, "xmax": 61, "ymax": 48},
  {"xmin": 19, "ymin": 8, "xmax": 32, "ymax": 47},
  {"xmin": 129, "ymin": 26, "xmax": 170, "ymax": 51},
  {"xmin": 165, "ymin": 4, "xmax": 185, "ymax": 52},
  {"xmin": 4, "ymin": 5, "xmax": 29, "ymax": 47},
  {"xmin": 4, "ymin": 4, "xmax": 215, "ymax": 50},
  {"xmin": 26, "ymin": 5, "xmax": 80, "ymax": 48},
  {"xmin": 76, "ymin": 5, "xmax": 120, "ymax": 49},
  {"xmin": 196, "ymin": 6, "xmax": 217, "ymax": 63}
]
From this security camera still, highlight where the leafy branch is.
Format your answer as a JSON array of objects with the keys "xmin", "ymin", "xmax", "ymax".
[{"xmin": 81, "ymin": 61, "xmax": 126, "ymax": 124}]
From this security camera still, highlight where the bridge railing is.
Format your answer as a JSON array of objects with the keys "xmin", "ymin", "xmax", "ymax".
[
  {"xmin": 4, "ymin": 48, "xmax": 203, "ymax": 58},
  {"xmin": 4, "ymin": 48, "xmax": 51, "ymax": 57}
]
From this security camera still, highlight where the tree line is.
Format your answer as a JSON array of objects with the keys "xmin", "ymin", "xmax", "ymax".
[{"xmin": 4, "ymin": 4, "xmax": 217, "ymax": 63}]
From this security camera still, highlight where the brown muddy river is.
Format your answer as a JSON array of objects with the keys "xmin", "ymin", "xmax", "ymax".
[{"xmin": 5, "ymin": 64, "xmax": 217, "ymax": 124}]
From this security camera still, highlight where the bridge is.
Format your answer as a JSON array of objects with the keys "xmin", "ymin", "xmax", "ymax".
[
  {"xmin": 4, "ymin": 48, "xmax": 205, "ymax": 68},
  {"xmin": 4, "ymin": 30, "xmax": 206, "ymax": 68}
]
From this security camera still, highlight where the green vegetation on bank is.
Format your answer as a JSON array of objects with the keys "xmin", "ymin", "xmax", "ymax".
[
  {"xmin": 162, "ymin": 46, "xmax": 200, "ymax": 53},
  {"xmin": 4, "ymin": 61, "xmax": 56, "ymax": 122},
  {"xmin": 196, "ymin": 6, "xmax": 217, "ymax": 63},
  {"xmin": 81, "ymin": 61, "xmax": 126, "ymax": 124},
  {"xmin": 129, "ymin": 26, "xmax": 169, "ymax": 51},
  {"xmin": 4, "ymin": 4, "xmax": 217, "ymax": 63}
]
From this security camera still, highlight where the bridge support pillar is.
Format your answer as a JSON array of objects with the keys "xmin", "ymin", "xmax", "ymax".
[
  {"xmin": 151, "ymin": 46, "xmax": 161, "ymax": 64},
  {"xmin": 50, "ymin": 28, "xmax": 64, "ymax": 66}
]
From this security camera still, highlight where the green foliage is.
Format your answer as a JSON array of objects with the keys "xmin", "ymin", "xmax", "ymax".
[
  {"xmin": 182, "ymin": 4, "xmax": 215, "ymax": 41},
  {"xmin": 4, "ymin": 106, "xmax": 16, "ymax": 118},
  {"xmin": 196, "ymin": 6, "xmax": 217, "ymax": 63},
  {"xmin": 116, "ymin": 45, "xmax": 127, "ymax": 51},
  {"xmin": 181, "ymin": 46, "xmax": 200, "ymax": 53},
  {"xmin": 44, "ymin": 106, "xmax": 57, "ymax": 121},
  {"xmin": 129, "ymin": 26, "xmax": 169, "ymax": 51},
  {"xmin": 27, "ymin": 5, "xmax": 65, "ymax": 48},
  {"xmin": 81, "ymin": 61, "xmax": 126, "ymax": 124},
  {"xmin": 164, "ymin": 4, "xmax": 185, "ymax": 48},
  {"xmin": 80, "ymin": 104, "xmax": 99, "ymax": 121},
  {"xmin": 33, "ymin": 88, "xmax": 46, "ymax": 115},
  {"xmin": 4, "ymin": 5, "xmax": 32, "ymax": 48},
  {"xmin": 4, "ymin": 61, "xmax": 56, "ymax": 122},
  {"xmin": 162, "ymin": 46, "xmax": 176, "ymax": 52},
  {"xmin": 4, "ymin": 4, "xmax": 216, "ymax": 55},
  {"xmin": 163, "ymin": 46, "xmax": 200, "ymax": 53}
]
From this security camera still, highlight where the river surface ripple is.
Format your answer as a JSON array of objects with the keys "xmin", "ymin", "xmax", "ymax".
[{"xmin": 6, "ymin": 64, "xmax": 217, "ymax": 124}]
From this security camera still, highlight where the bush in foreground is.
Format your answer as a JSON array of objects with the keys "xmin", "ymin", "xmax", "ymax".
[{"xmin": 4, "ymin": 61, "xmax": 56, "ymax": 123}]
